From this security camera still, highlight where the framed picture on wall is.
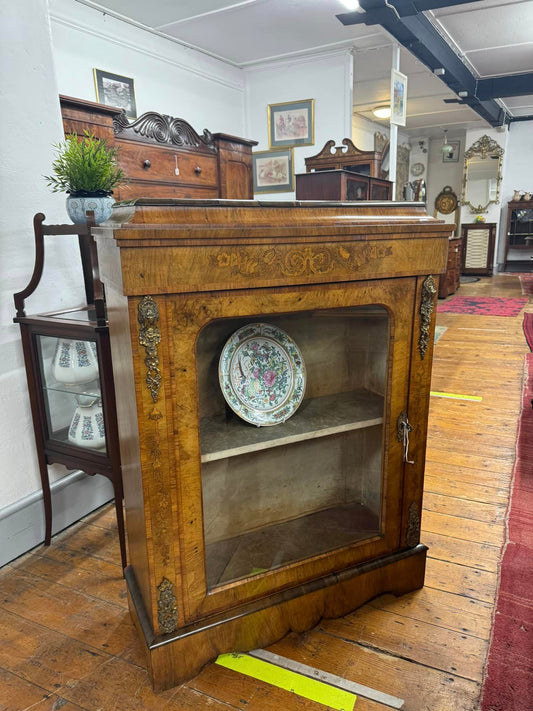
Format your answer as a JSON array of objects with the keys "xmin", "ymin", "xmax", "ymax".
[
  {"xmin": 267, "ymin": 99, "xmax": 314, "ymax": 148},
  {"xmin": 442, "ymin": 140, "xmax": 460, "ymax": 163},
  {"xmin": 390, "ymin": 69, "xmax": 408, "ymax": 126},
  {"xmin": 253, "ymin": 149, "xmax": 294, "ymax": 193},
  {"xmin": 93, "ymin": 69, "xmax": 137, "ymax": 119}
]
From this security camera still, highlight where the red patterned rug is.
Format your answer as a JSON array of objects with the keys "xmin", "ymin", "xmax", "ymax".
[
  {"xmin": 438, "ymin": 296, "xmax": 528, "ymax": 317},
  {"xmin": 481, "ymin": 354, "xmax": 533, "ymax": 711},
  {"xmin": 519, "ymin": 274, "xmax": 533, "ymax": 296},
  {"xmin": 524, "ymin": 313, "xmax": 533, "ymax": 351}
]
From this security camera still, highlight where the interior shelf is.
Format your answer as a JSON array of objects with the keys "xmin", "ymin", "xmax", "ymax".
[
  {"xmin": 42, "ymin": 378, "xmax": 101, "ymax": 397},
  {"xmin": 200, "ymin": 389, "xmax": 384, "ymax": 463},
  {"xmin": 205, "ymin": 501, "xmax": 380, "ymax": 588}
]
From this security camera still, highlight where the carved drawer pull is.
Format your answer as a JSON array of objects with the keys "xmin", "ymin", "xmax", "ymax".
[
  {"xmin": 143, "ymin": 159, "xmax": 151, "ymax": 169},
  {"xmin": 194, "ymin": 165, "xmax": 202, "ymax": 175}
]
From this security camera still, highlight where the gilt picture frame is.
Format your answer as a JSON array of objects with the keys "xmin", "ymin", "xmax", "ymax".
[
  {"xmin": 253, "ymin": 149, "xmax": 294, "ymax": 193},
  {"xmin": 93, "ymin": 68, "xmax": 137, "ymax": 119},
  {"xmin": 390, "ymin": 69, "xmax": 408, "ymax": 127},
  {"xmin": 268, "ymin": 99, "xmax": 314, "ymax": 148}
]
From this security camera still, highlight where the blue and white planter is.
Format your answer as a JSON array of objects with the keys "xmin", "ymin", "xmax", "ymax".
[{"xmin": 66, "ymin": 194, "xmax": 115, "ymax": 224}]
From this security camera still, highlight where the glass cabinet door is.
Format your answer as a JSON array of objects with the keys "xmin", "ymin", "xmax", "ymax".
[
  {"xmin": 36, "ymin": 334, "xmax": 107, "ymax": 453},
  {"xmin": 509, "ymin": 208, "xmax": 533, "ymax": 249},
  {"xmin": 197, "ymin": 306, "xmax": 389, "ymax": 590}
]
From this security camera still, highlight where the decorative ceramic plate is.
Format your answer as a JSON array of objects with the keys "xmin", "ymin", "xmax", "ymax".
[
  {"xmin": 219, "ymin": 323, "xmax": 306, "ymax": 427},
  {"xmin": 411, "ymin": 162, "xmax": 425, "ymax": 176}
]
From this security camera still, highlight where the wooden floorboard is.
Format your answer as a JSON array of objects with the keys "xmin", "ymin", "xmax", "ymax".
[{"xmin": 1, "ymin": 274, "xmax": 530, "ymax": 710}]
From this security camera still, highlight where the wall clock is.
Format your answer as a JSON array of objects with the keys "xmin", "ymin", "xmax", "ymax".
[
  {"xmin": 435, "ymin": 185, "xmax": 458, "ymax": 215},
  {"xmin": 411, "ymin": 162, "xmax": 425, "ymax": 177}
]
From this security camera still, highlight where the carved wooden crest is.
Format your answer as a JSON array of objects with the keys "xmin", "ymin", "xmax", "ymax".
[
  {"xmin": 113, "ymin": 110, "xmax": 217, "ymax": 152},
  {"xmin": 306, "ymin": 137, "xmax": 379, "ymax": 164}
]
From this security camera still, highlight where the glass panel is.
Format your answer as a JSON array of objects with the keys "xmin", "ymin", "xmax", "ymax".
[
  {"xmin": 50, "ymin": 307, "xmax": 98, "ymax": 323},
  {"xmin": 346, "ymin": 179, "xmax": 368, "ymax": 200},
  {"xmin": 346, "ymin": 163, "xmax": 370, "ymax": 176},
  {"xmin": 197, "ymin": 306, "xmax": 389, "ymax": 590},
  {"xmin": 36, "ymin": 335, "xmax": 106, "ymax": 453},
  {"xmin": 509, "ymin": 208, "xmax": 533, "ymax": 248},
  {"xmin": 371, "ymin": 183, "xmax": 390, "ymax": 200}
]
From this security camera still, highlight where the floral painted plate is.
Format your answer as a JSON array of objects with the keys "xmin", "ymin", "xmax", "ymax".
[{"xmin": 219, "ymin": 323, "xmax": 306, "ymax": 427}]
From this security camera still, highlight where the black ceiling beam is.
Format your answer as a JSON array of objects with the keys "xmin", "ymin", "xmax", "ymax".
[
  {"xmin": 476, "ymin": 73, "xmax": 533, "ymax": 100},
  {"xmin": 338, "ymin": 0, "xmax": 505, "ymax": 126}
]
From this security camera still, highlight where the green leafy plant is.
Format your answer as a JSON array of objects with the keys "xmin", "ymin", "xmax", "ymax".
[{"xmin": 45, "ymin": 131, "xmax": 128, "ymax": 196}]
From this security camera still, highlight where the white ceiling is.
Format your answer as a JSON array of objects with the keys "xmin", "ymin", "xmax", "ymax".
[{"xmin": 77, "ymin": 0, "xmax": 533, "ymax": 137}]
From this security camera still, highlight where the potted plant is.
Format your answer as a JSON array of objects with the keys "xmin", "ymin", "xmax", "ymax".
[{"xmin": 45, "ymin": 131, "xmax": 128, "ymax": 224}]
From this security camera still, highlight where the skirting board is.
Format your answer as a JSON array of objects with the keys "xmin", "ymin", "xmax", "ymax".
[{"xmin": 0, "ymin": 471, "xmax": 113, "ymax": 567}]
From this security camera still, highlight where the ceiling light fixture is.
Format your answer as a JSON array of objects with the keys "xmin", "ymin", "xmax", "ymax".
[
  {"xmin": 373, "ymin": 105, "xmax": 391, "ymax": 119},
  {"xmin": 339, "ymin": 0, "xmax": 360, "ymax": 10},
  {"xmin": 441, "ymin": 129, "xmax": 453, "ymax": 154}
]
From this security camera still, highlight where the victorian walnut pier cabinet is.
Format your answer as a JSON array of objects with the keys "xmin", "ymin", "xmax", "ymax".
[{"xmin": 94, "ymin": 199, "xmax": 450, "ymax": 690}]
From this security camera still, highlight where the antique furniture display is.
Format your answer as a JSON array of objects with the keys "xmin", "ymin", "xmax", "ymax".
[
  {"xmin": 59, "ymin": 95, "xmax": 257, "ymax": 200},
  {"xmin": 438, "ymin": 236, "xmax": 462, "ymax": 298},
  {"xmin": 461, "ymin": 222, "xmax": 496, "ymax": 275},
  {"xmin": 295, "ymin": 169, "xmax": 393, "ymax": 201},
  {"xmin": 13, "ymin": 214, "xmax": 126, "ymax": 569},
  {"xmin": 304, "ymin": 138, "xmax": 383, "ymax": 177},
  {"xmin": 461, "ymin": 135, "xmax": 504, "ymax": 214},
  {"xmin": 94, "ymin": 198, "xmax": 450, "ymax": 690},
  {"xmin": 504, "ymin": 199, "xmax": 533, "ymax": 272}
]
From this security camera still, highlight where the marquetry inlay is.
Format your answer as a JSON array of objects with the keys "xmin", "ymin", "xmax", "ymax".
[{"xmin": 212, "ymin": 243, "xmax": 394, "ymax": 279}]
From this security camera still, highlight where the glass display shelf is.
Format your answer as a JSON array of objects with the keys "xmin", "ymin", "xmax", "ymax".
[{"xmin": 42, "ymin": 378, "xmax": 101, "ymax": 398}]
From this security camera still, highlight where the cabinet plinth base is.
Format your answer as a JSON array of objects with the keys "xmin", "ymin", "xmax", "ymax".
[{"xmin": 126, "ymin": 543, "xmax": 427, "ymax": 691}]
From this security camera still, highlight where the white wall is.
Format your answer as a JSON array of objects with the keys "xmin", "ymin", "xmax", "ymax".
[
  {"xmin": 0, "ymin": 0, "xmax": 250, "ymax": 529},
  {"xmin": 50, "ymin": 0, "xmax": 246, "ymax": 135},
  {"xmin": 497, "ymin": 122, "xmax": 533, "ymax": 268},
  {"xmin": 0, "ymin": 0, "xmax": 87, "ymax": 511},
  {"xmin": 352, "ymin": 114, "xmax": 388, "ymax": 151},
  {"xmin": 245, "ymin": 49, "xmax": 353, "ymax": 200}
]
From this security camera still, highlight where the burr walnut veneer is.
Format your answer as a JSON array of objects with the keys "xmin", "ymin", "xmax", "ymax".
[{"xmin": 94, "ymin": 199, "xmax": 450, "ymax": 690}]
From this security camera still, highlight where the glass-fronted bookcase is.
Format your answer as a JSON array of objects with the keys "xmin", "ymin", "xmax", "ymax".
[{"xmin": 94, "ymin": 198, "xmax": 450, "ymax": 690}]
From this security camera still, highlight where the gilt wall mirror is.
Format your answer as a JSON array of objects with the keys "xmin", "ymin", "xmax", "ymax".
[{"xmin": 461, "ymin": 135, "xmax": 504, "ymax": 213}]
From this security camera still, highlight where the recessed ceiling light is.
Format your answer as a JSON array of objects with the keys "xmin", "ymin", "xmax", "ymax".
[{"xmin": 373, "ymin": 106, "xmax": 391, "ymax": 119}]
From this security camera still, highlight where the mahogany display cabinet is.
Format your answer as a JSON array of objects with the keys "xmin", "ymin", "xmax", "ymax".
[
  {"xmin": 295, "ymin": 169, "xmax": 393, "ymax": 201},
  {"xmin": 504, "ymin": 199, "xmax": 533, "ymax": 271},
  {"xmin": 13, "ymin": 214, "xmax": 126, "ymax": 569},
  {"xmin": 94, "ymin": 198, "xmax": 450, "ymax": 689}
]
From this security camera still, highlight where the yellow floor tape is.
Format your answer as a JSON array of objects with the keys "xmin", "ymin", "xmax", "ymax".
[
  {"xmin": 216, "ymin": 653, "xmax": 356, "ymax": 710},
  {"xmin": 430, "ymin": 391, "xmax": 482, "ymax": 401}
]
